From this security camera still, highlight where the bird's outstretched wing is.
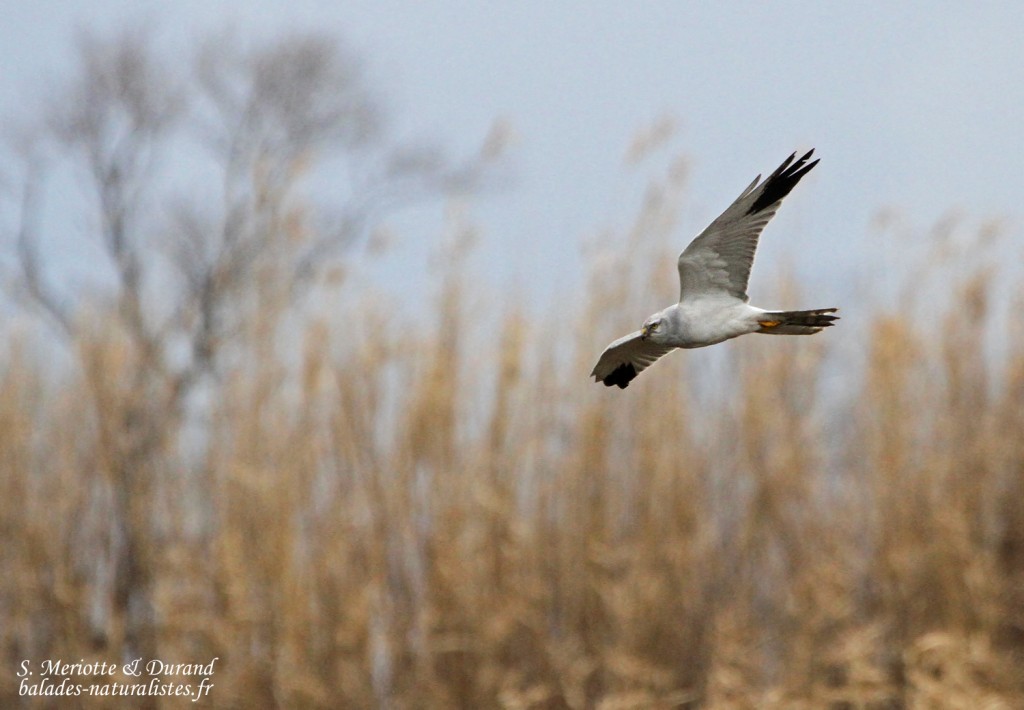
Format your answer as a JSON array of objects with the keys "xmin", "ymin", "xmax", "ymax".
[
  {"xmin": 677, "ymin": 150, "xmax": 818, "ymax": 303},
  {"xmin": 590, "ymin": 332, "xmax": 675, "ymax": 389}
]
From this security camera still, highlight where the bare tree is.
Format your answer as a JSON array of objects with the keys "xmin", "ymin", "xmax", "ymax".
[{"xmin": 4, "ymin": 26, "xmax": 490, "ymax": 667}]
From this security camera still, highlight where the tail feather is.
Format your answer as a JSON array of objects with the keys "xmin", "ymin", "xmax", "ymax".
[{"xmin": 757, "ymin": 308, "xmax": 838, "ymax": 335}]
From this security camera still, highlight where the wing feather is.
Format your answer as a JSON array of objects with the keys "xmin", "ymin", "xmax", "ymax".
[
  {"xmin": 677, "ymin": 150, "xmax": 818, "ymax": 302},
  {"xmin": 590, "ymin": 332, "xmax": 675, "ymax": 389}
]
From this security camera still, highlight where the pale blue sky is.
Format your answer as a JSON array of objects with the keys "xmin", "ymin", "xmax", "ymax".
[{"xmin": 2, "ymin": 1, "xmax": 1022, "ymax": 314}]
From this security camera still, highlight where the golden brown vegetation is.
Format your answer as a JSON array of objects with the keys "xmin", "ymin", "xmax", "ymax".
[
  {"xmin": 3, "ymin": 28, "xmax": 1024, "ymax": 710},
  {"xmin": 4, "ymin": 197, "xmax": 1024, "ymax": 709}
]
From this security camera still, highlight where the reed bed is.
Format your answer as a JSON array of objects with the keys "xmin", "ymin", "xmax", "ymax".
[{"xmin": 2, "ymin": 196, "xmax": 1023, "ymax": 709}]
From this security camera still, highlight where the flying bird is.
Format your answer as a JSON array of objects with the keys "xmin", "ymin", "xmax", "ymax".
[{"xmin": 591, "ymin": 150, "xmax": 837, "ymax": 389}]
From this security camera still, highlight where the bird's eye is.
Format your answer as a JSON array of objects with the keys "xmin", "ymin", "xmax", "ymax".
[{"xmin": 650, "ymin": 322, "xmax": 660, "ymax": 331}]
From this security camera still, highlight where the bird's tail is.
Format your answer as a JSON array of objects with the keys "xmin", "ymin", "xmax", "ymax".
[{"xmin": 756, "ymin": 308, "xmax": 839, "ymax": 335}]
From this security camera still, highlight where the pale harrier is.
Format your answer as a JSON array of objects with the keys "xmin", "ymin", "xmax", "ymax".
[{"xmin": 592, "ymin": 150, "xmax": 837, "ymax": 389}]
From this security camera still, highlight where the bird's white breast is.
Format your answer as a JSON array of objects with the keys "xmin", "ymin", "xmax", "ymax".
[{"xmin": 672, "ymin": 298, "xmax": 760, "ymax": 349}]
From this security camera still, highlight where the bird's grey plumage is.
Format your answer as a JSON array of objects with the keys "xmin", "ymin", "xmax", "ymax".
[
  {"xmin": 591, "ymin": 150, "xmax": 837, "ymax": 389},
  {"xmin": 677, "ymin": 150, "xmax": 818, "ymax": 302},
  {"xmin": 591, "ymin": 332, "xmax": 675, "ymax": 389}
]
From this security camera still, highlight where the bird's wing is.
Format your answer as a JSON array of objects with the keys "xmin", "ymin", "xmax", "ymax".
[
  {"xmin": 590, "ymin": 331, "xmax": 676, "ymax": 389},
  {"xmin": 677, "ymin": 150, "xmax": 818, "ymax": 303}
]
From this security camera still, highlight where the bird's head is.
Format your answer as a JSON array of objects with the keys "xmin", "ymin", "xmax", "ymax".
[{"xmin": 640, "ymin": 316, "xmax": 663, "ymax": 342}]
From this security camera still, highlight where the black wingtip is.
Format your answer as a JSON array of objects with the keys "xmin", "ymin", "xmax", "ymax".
[
  {"xmin": 747, "ymin": 149, "xmax": 818, "ymax": 215},
  {"xmin": 600, "ymin": 362, "xmax": 637, "ymax": 389}
]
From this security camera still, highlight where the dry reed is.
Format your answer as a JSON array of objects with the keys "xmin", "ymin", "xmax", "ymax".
[{"xmin": 3, "ymin": 179, "xmax": 1024, "ymax": 709}]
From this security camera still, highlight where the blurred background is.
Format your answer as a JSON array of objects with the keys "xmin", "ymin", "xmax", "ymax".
[{"xmin": 1, "ymin": 2, "xmax": 1023, "ymax": 707}]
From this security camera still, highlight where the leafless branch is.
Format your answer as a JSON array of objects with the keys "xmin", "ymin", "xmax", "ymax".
[{"xmin": 13, "ymin": 159, "xmax": 73, "ymax": 336}]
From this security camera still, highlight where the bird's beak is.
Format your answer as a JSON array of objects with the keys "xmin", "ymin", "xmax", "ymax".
[{"xmin": 640, "ymin": 325, "xmax": 649, "ymax": 340}]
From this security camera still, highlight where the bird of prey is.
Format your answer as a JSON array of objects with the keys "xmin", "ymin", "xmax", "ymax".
[{"xmin": 591, "ymin": 149, "xmax": 837, "ymax": 389}]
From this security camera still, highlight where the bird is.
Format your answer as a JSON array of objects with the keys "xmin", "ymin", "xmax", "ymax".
[{"xmin": 591, "ymin": 149, "xmax": 837, "ymax": 389}]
